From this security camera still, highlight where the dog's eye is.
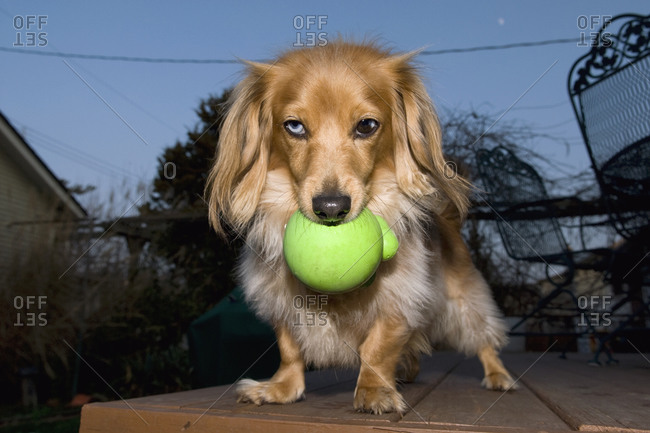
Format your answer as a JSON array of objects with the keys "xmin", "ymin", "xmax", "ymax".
[
  {"xmin": 355, "ymin": 118, "xmax": 379, "ymax": 138},
  {"xmin": 284, "ymin": 120, "xmax": 307, "ymax": 138}
]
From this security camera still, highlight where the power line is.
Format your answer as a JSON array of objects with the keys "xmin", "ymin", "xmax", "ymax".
[
  {"xmin": 419, "ymin": 38, "xmax": 578, "ymax": 55},
  {"xmin": 0, "ymin": 37, "xmax": 580, "ymax": 64},
  {"xmin": 30, "ymin": 137, "xmax": 131, "ymax": 180},
  {"xmin": 0, "ymin": 46, "xmax": 242, "ymax": 63},
  {"xmin": 15, "ymin": 121, "xmax": 142, "ymax": 180},
  {"xmin": 64, "ymin": 59, "xmax": 183, "ymax": 137}
]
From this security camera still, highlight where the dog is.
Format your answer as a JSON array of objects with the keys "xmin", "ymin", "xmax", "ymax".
[{"xmin": 205, "ymin": 40, "xmax": 515, "ymax": 414}]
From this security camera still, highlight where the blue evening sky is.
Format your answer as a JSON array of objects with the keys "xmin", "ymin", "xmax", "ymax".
[{"xmin": 1, "ymin": 1, "xmax": 647, "ymax": 213}]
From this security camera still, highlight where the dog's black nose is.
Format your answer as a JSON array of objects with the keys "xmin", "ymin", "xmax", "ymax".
[{"xmin": 312, "ymin": 195, "xmax": 351, "ymax": 221}]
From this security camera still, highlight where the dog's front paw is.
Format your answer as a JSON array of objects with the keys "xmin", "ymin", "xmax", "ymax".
[
  {"xmin": 237, "ymin": 378, "xmax": 305, "ymax": 405},
  {"xmin": 353, "ymin": 385, "xmax": 407, "ymax": 415},
  {"xmin": 482, "ymin": 372, "xmax": 518, "ymax": 391}
]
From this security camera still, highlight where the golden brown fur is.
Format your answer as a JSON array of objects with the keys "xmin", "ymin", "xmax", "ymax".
[{"xmin": 206, "ymin": 41, "xmax": 515, "ymax": 414}]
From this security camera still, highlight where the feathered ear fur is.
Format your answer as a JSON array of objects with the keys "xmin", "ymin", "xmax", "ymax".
[
  {"xmin": 389, "ymin": 53, "xmax": 470, "ymax": 218},
  {"xmin": 205, "ymin": 62, "xmax": 273, "ymax": 236}
]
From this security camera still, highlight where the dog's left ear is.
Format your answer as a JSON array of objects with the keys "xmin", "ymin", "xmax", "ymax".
[{"xmin": 389, "ymin": 53, "xmax": 469, "ymax": 217}]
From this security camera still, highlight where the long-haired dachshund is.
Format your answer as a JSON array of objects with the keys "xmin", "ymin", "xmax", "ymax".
[{"xmin": 206, "ymin": 40, "xmax": 515, "ymax": 414}]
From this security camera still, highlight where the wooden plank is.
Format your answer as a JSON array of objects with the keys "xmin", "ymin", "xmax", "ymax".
[
  {"xmin": 79, "ymin": 352, "xmax": 650, "ymax": 433},
  {"xmin": 79, "ymin": 353, "xmax": 465, "ymax": 432},
  {"xmin": 183, "ymin": 352, "xmax": 464, "ymax": 424},
  {"xmin": 79, "ymin": 402, "xmax": 564, "ymax": 433},
  {"xmin": 103, "ymin": 385, "xmax": 237, "ymax": 408},
  {"xmin": 503, "ymin": 353, "xmax": 650, "ymax": 432},
  {"xmin": 97, "ymin": 365, "xmax": 357, "ymax": 411},
  {"xmin": 401, "ymin": 357, "xmax": 570, "ymax": 432}
]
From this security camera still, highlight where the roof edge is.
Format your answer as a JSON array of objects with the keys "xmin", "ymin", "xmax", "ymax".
[{"xmin": 0, "ymin": 112, "xmax": 87, "ymax": 218}]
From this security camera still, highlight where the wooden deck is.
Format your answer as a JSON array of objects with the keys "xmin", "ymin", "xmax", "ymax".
[{"xmin": 79, "ymin": 352, "xmax": 650, "ymax": 433}]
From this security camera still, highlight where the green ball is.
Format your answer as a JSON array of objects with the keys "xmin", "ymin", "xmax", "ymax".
[{"xmin": 283, "ymin": 208, "xmax": 399, "ymax": 293}]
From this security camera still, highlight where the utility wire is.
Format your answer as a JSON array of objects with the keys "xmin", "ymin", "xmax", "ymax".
[
  {"xmin": 63, "ymin": 60, "xmax": 183, "ymax": 136},
  {"xmin": 0, "ymin": 37, "xmax": 580, "ymax": 64},
  {"xmin": 15, "ymin": 121, "xmax": 141, "ymax": 180},
  {"xmin": 29, "ymin": 135, "xmax": 138, "ymax": 180},
  {"xmin": 0, "ymin": 46, "xmax": 242, "ymax": 63},
  {"xmin": 420, "ymin": 38, "xmax": 578, "ymax": 55}
]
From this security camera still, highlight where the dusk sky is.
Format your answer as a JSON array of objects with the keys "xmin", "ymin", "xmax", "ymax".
[{"xmin": 1, "ymin": 1, "xmax": 647, "ymax": 215}]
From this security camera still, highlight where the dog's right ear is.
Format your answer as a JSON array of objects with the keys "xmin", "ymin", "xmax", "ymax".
[
  {"xmin": 205, "ymin": 62, "xmax": 273, "ymax": 237},
  {"xmin": 388, "ymin": 52, "xmax": 470, "ymax": 218}
]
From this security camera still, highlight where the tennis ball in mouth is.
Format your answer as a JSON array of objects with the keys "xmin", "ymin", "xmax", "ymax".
[{"xmin": 283, "ymin": 208, "xmax": 399, "ymax": 293}]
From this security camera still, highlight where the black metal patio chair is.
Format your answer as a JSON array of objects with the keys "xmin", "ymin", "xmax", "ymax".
[
  {"xmin": 476, "ymin": 146, "xmax": 613, "ymax": 354},
  {"xmin": 568, "ymin": 13, "xmax": 650, "ymax": 362},
  {"xmin": 568, "ymin": 13, "xmax": 650, "ymax": 241}
]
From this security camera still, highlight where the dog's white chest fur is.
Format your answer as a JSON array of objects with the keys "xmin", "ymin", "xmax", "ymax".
[{"xmin": 238, "ymin": 219, "xmax": 447, "ymax": 368}]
